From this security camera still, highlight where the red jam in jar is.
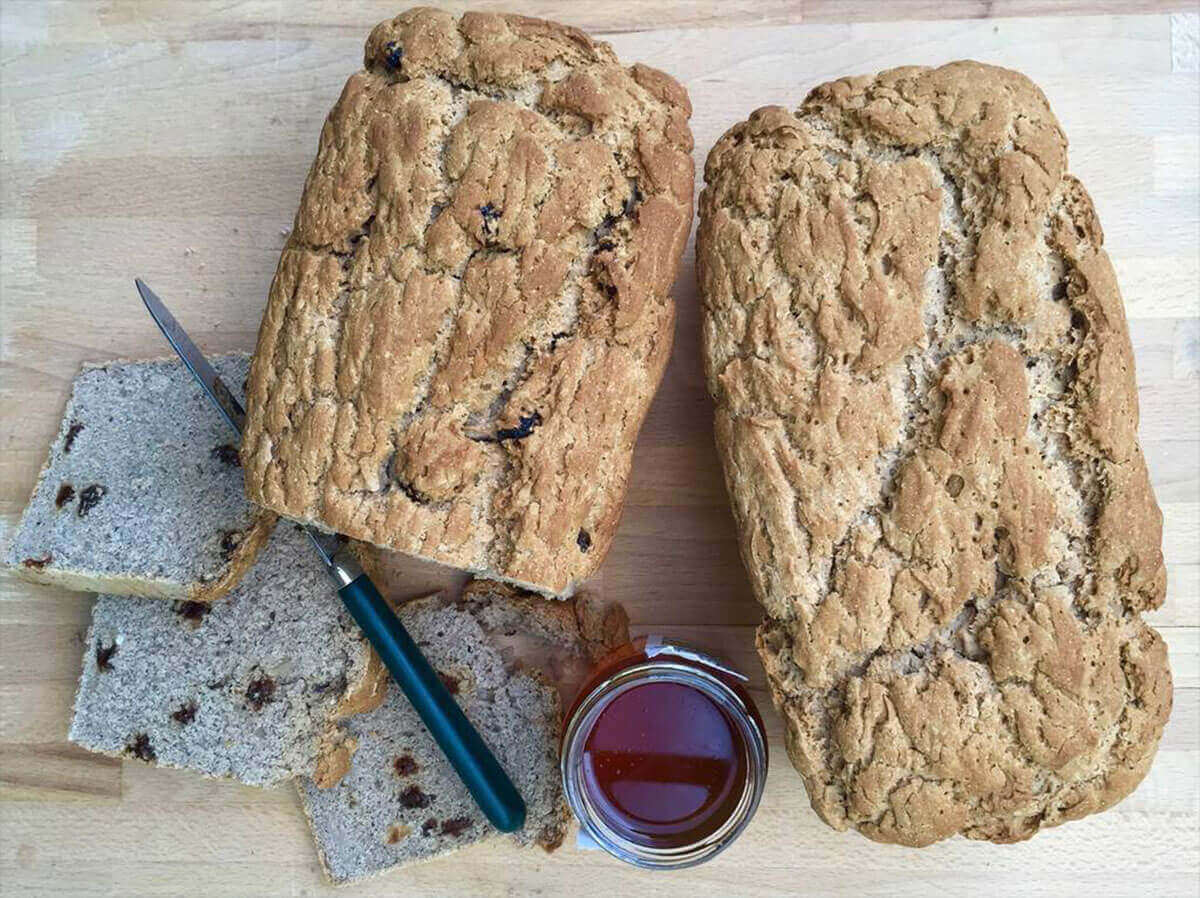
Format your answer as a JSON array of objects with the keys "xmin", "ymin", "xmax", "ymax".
[{"xmin": 561, "ymin": 637, "xmax": 768, "ymax": 868}]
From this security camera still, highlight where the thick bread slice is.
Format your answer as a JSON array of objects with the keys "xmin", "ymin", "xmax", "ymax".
[
  {"xmin": 698, "ymin": 61, "xmax": 1172, "ymax": 846},
  {"xmin": 4, "ymin": 354, "xmax": 275, "ymax": 602},
  {"xmin": 298, "ymin": 577, "xmax": 629, "ymax": 885},
  {"xmin": 68, "ymin": 525, "xmax": 376, "ymax": 786},
  {"xmin": 241, "ymin": 7, "xmax": 694, "ymax": 596}
]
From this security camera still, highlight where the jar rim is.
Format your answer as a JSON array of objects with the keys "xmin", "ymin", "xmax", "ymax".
[{"xmin": 560, "ymin": 655, "xmax": 768, "ymax": 869}]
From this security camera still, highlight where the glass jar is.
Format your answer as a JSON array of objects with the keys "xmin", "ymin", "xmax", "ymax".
[{"xmin": 560, "ymin": 636, "xmax": 768, "ymax": 869}]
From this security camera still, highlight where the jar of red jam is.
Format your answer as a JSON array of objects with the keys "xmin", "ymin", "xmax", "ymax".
[{"xmin": 560, "ymin": 636, "xmax": 768, "ymax": 869}]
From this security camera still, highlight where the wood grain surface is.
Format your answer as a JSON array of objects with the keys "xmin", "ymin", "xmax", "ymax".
[{"xmin": 1, "ymin": 3, "xmax": 1198, "ymax": 897}]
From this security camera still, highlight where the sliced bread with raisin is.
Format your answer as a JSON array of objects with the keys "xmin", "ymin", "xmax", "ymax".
[
  {"xmin": 298, "ymin": 576, "xmax": 629, "ymax": 884},
  {"xmin": 68, "ymin": 524, "xmax": 376, "ymax": 786},
  {"xmin": 4, "ymin": 354, "xmax": 275, "ymax": 602}
]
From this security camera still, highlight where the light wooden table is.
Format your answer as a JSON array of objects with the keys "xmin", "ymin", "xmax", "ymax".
[{"xmin": 1, "ymin": 3, "xmax": 1197, "ymax": 896}]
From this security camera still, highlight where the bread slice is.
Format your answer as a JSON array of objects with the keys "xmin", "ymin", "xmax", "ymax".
[
  {"xmin": 241, "ymin": 8, "xmax": 694, "ymax": 596},
  {"xmin": 698, "ymin": 62, "xmax": 1171, "ymax": 845},
  {"xmin": 298, "ymin": 577, "xmax": 629, "ymax": 885},
  {"xmin": 4, "ymin": 354, "xmax": 275, "ymax": 602},
  {"xmin": 68, "ymin": 524, "xmax": 377, "ymax": 786}
]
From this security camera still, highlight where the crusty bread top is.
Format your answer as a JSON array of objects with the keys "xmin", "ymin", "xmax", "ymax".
[
  {"xmin": 241, "ymin": 7, "xmax": 694, "ymax": 596},
  {"xmin": 699, "ymin": 61, "xmax": 1170, "ymax": 845}
]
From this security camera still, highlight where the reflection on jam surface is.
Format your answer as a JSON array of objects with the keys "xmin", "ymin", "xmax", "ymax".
[{"xmin": 580, "ymin": 681, "xmax": 747, "ymax": 849}]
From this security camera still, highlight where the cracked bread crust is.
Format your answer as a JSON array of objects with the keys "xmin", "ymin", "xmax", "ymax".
[
  {"xmin": 698, "ymin": 61, "xmax": 1171, "ymax": 846},
  {"xmin": 241, "ymin": 8, "xmax": 693, "ymax": 596}
]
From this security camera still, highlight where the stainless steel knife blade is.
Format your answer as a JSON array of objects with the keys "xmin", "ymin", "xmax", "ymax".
[
  {"xmin": 136, "ymin": 278, "xmax": 347, "ymax": 568},
  {"xmin": 303, "ymin": 525, "xmax": 349, "ymax": 580},
  {"xmin": 136, "ymin": 278, "xmax": 246, "ymax": 434}
]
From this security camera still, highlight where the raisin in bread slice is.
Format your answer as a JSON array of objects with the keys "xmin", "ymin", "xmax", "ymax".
[
  {"xmin": 4, "ymin": 354, "xmax": 275, "ymax": 602},
  {"xmin": 68, "ymin": 524, "xmax": 377, "ymax": 786},
  {"xmin": 298, "ymin": 576, "xmax": 629, "ymax": 885}
]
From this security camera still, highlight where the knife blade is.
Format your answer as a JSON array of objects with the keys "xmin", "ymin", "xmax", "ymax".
[
  {"xmin": 136, "ymin": 279, "xmax": 246, "ymax": 433},
  {"xmin": 135, "ymin": 278, "xmax": 526, "ymax": 833},
  {"xmin": 135, "ymin": 279, "xmax": 345, "ymax": 563}
]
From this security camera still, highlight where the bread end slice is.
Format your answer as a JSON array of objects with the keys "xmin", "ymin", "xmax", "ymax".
[{"xmin": 298, "ymin": 576, "xmax": 629, "ymax": 885}]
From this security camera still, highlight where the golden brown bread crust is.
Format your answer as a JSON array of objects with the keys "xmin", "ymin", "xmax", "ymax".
[
  {"xmin": 242, "ymin": 8, "xmax": 693, "ymax": 596},
  {"xmin": 185, "ymin": 509, "xmax": 278, "ymax": 603},
  {"xmin": 459, "ymin": 576, "xmax": 632, "ymax": 664},
  {"xmin": 698, "ymin": 61, "xmax": 1171, "ymax": 846}
]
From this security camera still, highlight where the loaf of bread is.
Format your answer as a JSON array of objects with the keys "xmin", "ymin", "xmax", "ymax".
[
  {"xmin": 5, "ymin": 355, "xmax": 275, "ymax": 602},
  {"xmin": 69, "ymin": 525, "xmax": 375, "ymax": 786},
  {"xmin": 698, "ymin": 61, "xmax": 1172, "ymax": 845},
  {"xmin": 299, "ymin": 577, "xmax": 629, "ymax": 884},
  {"xmin": 240, "ymin": 8, "xmax": 693, "ymax": 596}
]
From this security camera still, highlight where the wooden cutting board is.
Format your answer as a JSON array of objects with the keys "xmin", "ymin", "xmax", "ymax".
[{"xmin": 1, "ymin": 4, "xmax": 1197, "ymax": 896}]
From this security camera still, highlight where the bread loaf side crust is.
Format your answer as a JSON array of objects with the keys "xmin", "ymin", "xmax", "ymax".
[
  {"xmin": 242, "ymin": 8, "xmax": 694, "ymax": 596},
  {"xmin": 698, "ymin": 61, "xmax": 1171, "ymax": 846}
]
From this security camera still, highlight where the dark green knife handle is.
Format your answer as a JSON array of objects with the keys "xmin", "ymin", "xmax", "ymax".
[{"xmin": 337, "ymin": 573, "xmax": 527, "ymax": 833}]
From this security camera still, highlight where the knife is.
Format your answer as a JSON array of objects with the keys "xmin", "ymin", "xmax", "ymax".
[{"xmin": 135, "ymin": 278, "xmax": 526, "ymax": 834}]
